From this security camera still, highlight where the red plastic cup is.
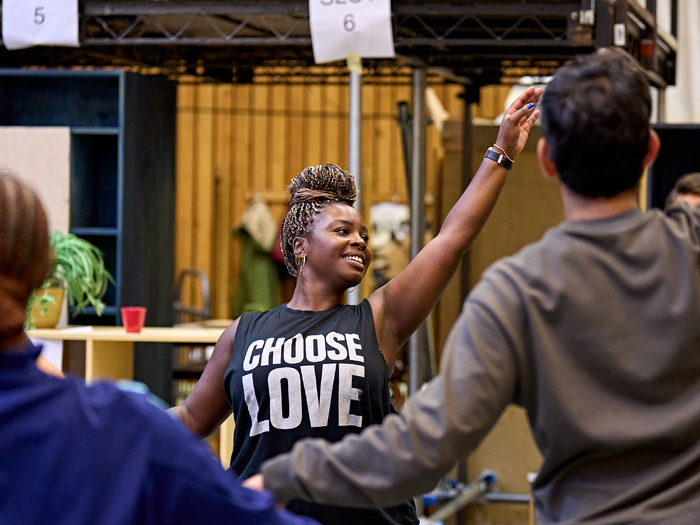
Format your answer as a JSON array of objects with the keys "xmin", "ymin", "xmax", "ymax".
[{"xmin": 121, "ymin": 306, "xmax": 147, "ymax": 333}]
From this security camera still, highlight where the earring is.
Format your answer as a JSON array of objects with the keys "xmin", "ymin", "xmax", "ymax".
[
  {"xmin": 347, "ymin": 286, "xmax": 357, "ymax": 293},
  {"xmin": 295, "ymin": 253, "xmax": 306, "ymax": 277}
]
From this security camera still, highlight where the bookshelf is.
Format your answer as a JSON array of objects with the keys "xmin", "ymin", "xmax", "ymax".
[{"xmin": 0, "ymin": 69, "xmax": 177, "ymax": 402}]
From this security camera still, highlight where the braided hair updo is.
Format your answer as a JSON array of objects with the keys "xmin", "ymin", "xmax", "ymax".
[{"xmin": 280, "ymin": 164, "xmax": 357, "ymax": 277}]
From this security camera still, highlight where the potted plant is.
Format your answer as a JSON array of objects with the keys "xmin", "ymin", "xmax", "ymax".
[{"xmin": 26, "ymin": 231, "xmax": 114, "ymax": 329}]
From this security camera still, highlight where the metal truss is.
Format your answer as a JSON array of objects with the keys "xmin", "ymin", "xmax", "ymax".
[
  {"xmin": 79, "ymin": 1, "xmax": 576, "ymax": 47},
  {"xmin": 82, "ymin": 1, "xmax": 311, "ymax": 46},
  {"xmin": 0, "ymin": 0, "xmax": 677, "ymax": 87}
]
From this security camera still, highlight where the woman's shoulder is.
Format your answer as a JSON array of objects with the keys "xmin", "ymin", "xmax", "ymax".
[
  {"xmin": 238, "ymin": 301, "xmax": 372, "ymax": 332},
  {"xmin": 234, "ymin": 304, "xmax": 300, "ymax": 336},
  {"xmin": 240, "ymin": 304, "xmax": 286, "ymax": 322}
]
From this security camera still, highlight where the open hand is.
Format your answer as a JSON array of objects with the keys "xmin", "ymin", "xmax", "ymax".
[
  {"xmin": 243, "ymin": 473, "xmax": 265, "ymax": 492},
  {"xmin": 495, "ymin": 86, "xmax": 543, "ymax": 159},
  {"xmin": 36, "ymin": 355, "xmax": 64, "ymax": 378}
]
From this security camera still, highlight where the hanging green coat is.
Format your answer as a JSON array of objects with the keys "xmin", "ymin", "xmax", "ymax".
[{"xmin": 231, "ymin": 198, "xmax": 280, "ymax": 318}]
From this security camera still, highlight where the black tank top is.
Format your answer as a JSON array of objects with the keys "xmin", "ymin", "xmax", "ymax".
[{"xmin": 224, "ymin": 300, "xmax": 418, "ymax": 525}]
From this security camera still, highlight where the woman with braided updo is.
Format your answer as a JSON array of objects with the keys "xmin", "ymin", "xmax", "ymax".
[{"xmin": 172, "ymin": 87, "xmax": 542, "ymax": 524}]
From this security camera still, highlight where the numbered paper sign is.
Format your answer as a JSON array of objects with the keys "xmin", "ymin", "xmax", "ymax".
[
  {"xmin": 2, "ymin": 0, "xmax": 79, "ymax": 50},
  {"xmin": 309, "ymin": 0, "xmax": 395, "ymax": 64}
]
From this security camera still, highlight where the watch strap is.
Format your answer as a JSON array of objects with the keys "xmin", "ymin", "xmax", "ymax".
[{"xmin": 484, "ymin": 148, "xmax": 513, "ymax": 170}]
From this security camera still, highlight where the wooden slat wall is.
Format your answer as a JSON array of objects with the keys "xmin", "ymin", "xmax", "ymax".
[
  {"xmin": 175, "ymin": 81, "xmax": 543, "ymax": 523},
  {"xmin": 175, "ymin": 80, "xmax": 498, "ymax": 320},
  {"xmin": 474, "ymin": 84, "xmax": 514, "ymax": 121}
]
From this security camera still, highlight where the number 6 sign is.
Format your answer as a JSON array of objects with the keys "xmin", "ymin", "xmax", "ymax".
[
  {"xmin": 2, "ymin": 0, "xmax": 79, "ymax": 50},
  {"xmin": 309, "ymin": 0, "xmax": 395, "ymax": 64}
]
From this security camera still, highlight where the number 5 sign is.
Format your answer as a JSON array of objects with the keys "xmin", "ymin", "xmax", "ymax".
[
  {"xmin": 2, "ymin": 0, "xmax": 79, "ymax": 50},
  {"xmin": 309, "ymin": 0, "xmax": 395, "ymax": 64}
]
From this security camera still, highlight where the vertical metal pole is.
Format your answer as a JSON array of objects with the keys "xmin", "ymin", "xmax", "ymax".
[
  {"xmin": 460, "ymin": 90, "xmax": 475, "ymax": 302},
  {"xmin": 671, "ymin": 0, "xmax": 677, "ymax": 38},
  {"xmin": 408, "ymin": 67, "xmax": 427, "ymax": 395},
  {"xmin": 408, "ymin": 66, "xmax": 427, "ymax": 519},
  {"xmin": 347, "ymin": 68, "xmax": 362, "ymax": 305},
  {"xmin": 457, "ymin": 85, "xmax": 476, "ymax": 525},
  {"xmin": 657, "ymin": 88, "xmax": 666, "ymax": 123},
  {"xmin": 649, "ymin": 0, "xmax": 657, "ymax": 73}
]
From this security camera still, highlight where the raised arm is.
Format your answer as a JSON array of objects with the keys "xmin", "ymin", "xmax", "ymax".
[
  {"xmin": 168, "ymin": 319, "xmax": 239, "ymax": 437},
  {"xmin": 368, "ymin": 87, "xmax": 541, "ymax": 366}
]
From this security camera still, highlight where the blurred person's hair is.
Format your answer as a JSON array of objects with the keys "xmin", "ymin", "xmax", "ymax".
[
  {"xmin": 666, "ymin": 172, "xmax": 700, "ymax": 208},
  {"xmin": 0, "ymin": 172, "xmax": 50, "ymax": 341}
]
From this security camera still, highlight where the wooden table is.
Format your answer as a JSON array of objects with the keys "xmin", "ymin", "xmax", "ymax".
[
  {"xmin": 28, "ymin": 326, "xmax": 225, "ymax": 382},
  {"xmin": 28, "ymin": 326, "xmax": 234, "ymax": 465}
]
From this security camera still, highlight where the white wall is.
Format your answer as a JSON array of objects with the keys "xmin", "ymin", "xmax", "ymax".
[
  {"xmin": 0, "ymin": 126, "xmax": 71, "ymax": 334},
  {"xmin": 664, "ymin": 1, "xmax": 700, "ymax": 123},
  {"xmin": 0, "ymin": 126, "xmax": 71, "ymax": 232}
]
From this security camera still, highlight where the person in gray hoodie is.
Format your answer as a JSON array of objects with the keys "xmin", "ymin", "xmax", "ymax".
[{"xmin": 246, "ymin": 48, "xmax": 700, "ymax": 524}]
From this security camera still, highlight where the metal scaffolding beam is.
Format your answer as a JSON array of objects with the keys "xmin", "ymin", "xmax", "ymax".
[{"xmin": 0, "ymin": 0, "xmax": 677, "ymax": 87}]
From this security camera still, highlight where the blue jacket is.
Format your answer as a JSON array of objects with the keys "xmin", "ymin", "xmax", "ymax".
[{"xmin": 0, "ymin": 343, "xmax": 317, "ymax": 525}]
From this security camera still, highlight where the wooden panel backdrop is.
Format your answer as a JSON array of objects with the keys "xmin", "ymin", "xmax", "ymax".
[
  {"xmin": 174, "ymin": 80, "xmax": 548, "ymax": 524},
  {"xmin": 174, "ymin": 80, "xmax": 513, "ymax": 321}
]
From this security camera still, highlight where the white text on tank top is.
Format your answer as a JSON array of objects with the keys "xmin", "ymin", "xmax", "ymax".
[{"xmin": 242, "ymin": 331, "xmax": 365, "ymax": 436}]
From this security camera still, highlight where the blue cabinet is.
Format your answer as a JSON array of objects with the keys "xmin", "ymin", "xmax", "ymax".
[{"xmin": 0, "ymin": 69, "xmax": 177, "ymax": 401}]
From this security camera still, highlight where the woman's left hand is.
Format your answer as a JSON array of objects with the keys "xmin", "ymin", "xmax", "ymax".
[
  {"xmin": 243, "ymin": 473, "xmax": 265, "ymax": 492},
  {"xmin": 36, "ymin": 355, "xmax": 64, "ymax": 378},
  {"xmin": 494, "ymin": 86, "xmax": 543, "ymax": 159}
]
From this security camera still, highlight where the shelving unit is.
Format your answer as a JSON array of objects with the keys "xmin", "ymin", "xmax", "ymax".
[{"xmin": 0, "ymin": 69, "xmax": 177, "ymax": 402}]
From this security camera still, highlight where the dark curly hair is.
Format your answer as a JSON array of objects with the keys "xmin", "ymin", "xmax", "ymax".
[
  {"xmin": 280, "ymin": 164, "xmax": 357, "ymax": 277},
  {"xmin": 541, "ymin": 48, "xmax": 652, "ymax": 197}
]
